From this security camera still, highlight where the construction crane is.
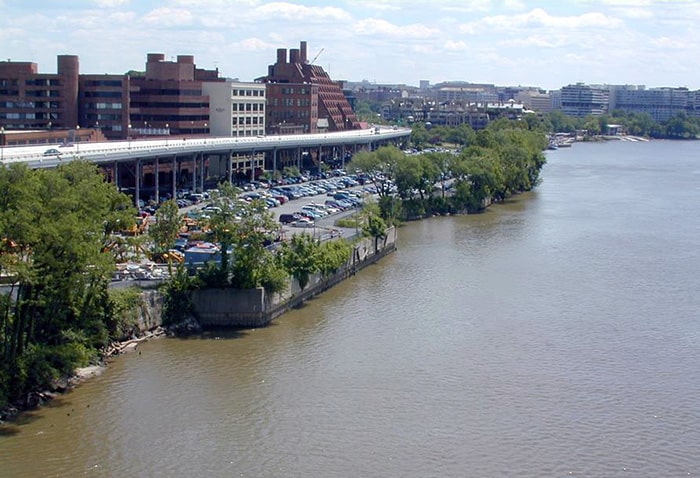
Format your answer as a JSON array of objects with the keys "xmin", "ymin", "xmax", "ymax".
[{"xmin": 310, "ymin": 48, "xmax": 324, "ymax": 64}]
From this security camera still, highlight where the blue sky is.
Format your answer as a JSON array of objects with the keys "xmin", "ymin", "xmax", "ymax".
[{"xmin": 1, "ymin": 0, "xmax": 698, "ymax": 90}]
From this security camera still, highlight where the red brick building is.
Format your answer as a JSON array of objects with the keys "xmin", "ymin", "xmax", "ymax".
[
  {"xmin": 79, "ymin": 74, "xmax": 130, "ymax": 140},
  {"xmin": 129, "ymin": 53, "xmax": 223, "ymax": 137},
  {"xmin": 0, "ymin": 55, "xmax": 79, "ymax": 131},
  {"xmin": 1, "ymin": 53, "xmax": 224, "ymax": 141},
  {"xmin": 258, "ymin": 41, "xmax": 360, "ymax": 135}
]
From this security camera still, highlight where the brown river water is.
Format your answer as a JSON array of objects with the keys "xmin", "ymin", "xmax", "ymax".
[{"xmin": 2, "ymin": 139, "xmax": 700, "ymax": 477}]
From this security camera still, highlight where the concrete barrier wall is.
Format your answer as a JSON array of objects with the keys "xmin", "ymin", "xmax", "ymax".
[
  {"xmin": 193, "ymin": 227, "xmax": 397, "ymax": 328},
  {"xmin": 192, "ymin": 288, "xmax": 268, "ymax": 328}
]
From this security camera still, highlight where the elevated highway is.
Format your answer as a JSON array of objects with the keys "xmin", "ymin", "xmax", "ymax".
[
  {"xmin": 0, "ymin": 126, "xmax": 411, "ymax": 169},
  {"xmin": 0, "ymin": 126, "xmax": 410, "ymax": 206}
]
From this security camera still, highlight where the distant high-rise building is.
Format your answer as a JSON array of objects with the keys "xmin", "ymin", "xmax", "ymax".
[
  {"xmin": 608, "ymin": 85, "xmax": 692, "ymax": 122},
  {"xmin": 516, "ymin": 89, "xmax": 553, "ymax": 113},
  {"xmin": 433, "ymin": 82, "xmax": 498, "ymax": 105},
  {"xmin": 560, "ymin": 83, "xmax": 609, "ymax": 117},
  {"xmin": 257, "ymin": 41, "xmax": 360, "ymax": 135}
]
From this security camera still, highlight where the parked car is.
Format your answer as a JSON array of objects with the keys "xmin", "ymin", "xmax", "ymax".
[
  {"xmin": 279, "ymin": 213, "xmax": 302, "ymax": 224},
  {"xmin": 291, "ymin": 217, "xmax": 315, "ymax": 228}
]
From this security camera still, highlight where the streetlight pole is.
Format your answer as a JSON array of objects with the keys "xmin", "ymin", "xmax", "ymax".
[
  {"xmin": 76, "ymin": 125, "xmax": 80, "ymax": 157},
  {"xmin": 1, "ymin": 126, "xmax": 4, "ymax": 162}
]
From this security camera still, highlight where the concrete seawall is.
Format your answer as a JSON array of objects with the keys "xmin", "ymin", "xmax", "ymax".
[{"xmin": 192, "ymin": 227, "xmax": 398, "ymax": 328}]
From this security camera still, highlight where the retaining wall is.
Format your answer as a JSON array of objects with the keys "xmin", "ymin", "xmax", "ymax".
[{"xmin": 192, "ymin": 227, "xmax": 397, "ymax": 328}]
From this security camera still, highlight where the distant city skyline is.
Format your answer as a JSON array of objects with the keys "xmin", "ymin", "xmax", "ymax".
[{"xmin": 2, "ymin": 0, "xmax": 700, "ymax": 91}]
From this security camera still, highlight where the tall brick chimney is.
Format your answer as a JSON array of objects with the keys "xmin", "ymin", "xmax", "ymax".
[
  {"xmin": 300, "ymin": 41, "xmax": 307, "ymax": 63},
  {"xmin": 276, "ymin": 48, "xmax": 287, "ymax": 64},
  {"xmin": 289, "ymin": 48, "xmax": 299, "ymax": 64}
]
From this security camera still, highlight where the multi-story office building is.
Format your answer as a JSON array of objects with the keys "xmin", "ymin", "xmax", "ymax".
[
  {"xmin": 608, "ymin": 85, "xmax": 692, "ymax": 122},
  {"xmin": 129, "ymin": 53, "xmax": 223, "ymax": 137},
  {"xmin": 202, "ymin": 79, "xmax": 267, "ymax": 177},
  {"xmin": 79, "ymin": 74, "xmax": 130, "ymax": 140},
  {"xmin": 1, "ymin": 53, "xmax": 225, "ymax": 140},
  {"xmin": 0, "ymin": 55, "xmax": 79, "ymax": 130},
  {"xmin": 257, "ymin": 41, "xmax": 360, "ymax": 135},
  {"xmin": 560, "ymin": 83, "xmax": 609, "ymax": 118},
  {"xmin": 434, "ymin": 82, "xmax": 499, "ymax": 105},
  {"xmin": 202, "ymin": 80, "xmax": 266, "ymax": 138},
  {"xmin": 516, "ymin": 90, "xmax": 553, "ymax": 113},
  {"xmin": 550, "ymin": 90, "xmax": 562, "ymax": 111}
]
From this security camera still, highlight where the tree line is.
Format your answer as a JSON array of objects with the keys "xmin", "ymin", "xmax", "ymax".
[
  {"xmin": 545, "ymin": 109, "xmax": 700, "ymax": 139},
  {"xmin": 0, "ymin": 161, "xmax": 137, "ymax": 410},
  {"xmin": 348, "ymin": 119, "xmax": 548, "ymax": 222}
]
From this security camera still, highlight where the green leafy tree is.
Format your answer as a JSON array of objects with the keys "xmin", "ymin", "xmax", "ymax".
[
  {"xmin": 282, "ymin": 166, "xmax": 301, "ymax": 179},
  {"xmin": 317, "ymin": 240, "xmax": 353, "ymax": 276},
  {"xmin": 0, "ymin": 161, "xmax": 134, "ymax": 407},
  {"xmin": 361, "ymin": 203, "xmax": 388, "ymax": 254},
  {"xmin": 203, "ymin": 182, "xmax": 285, "ymax": 291},
  {"xmin": 425, "ymin": 152, "xmax": 453, "ymax": 199},
  {"xmin": 149, "ymin": 199, "xmax": 181, "ymax": 254},
  {"xmin": 279, "ymin": 233, "xmax": 320, "ymax": 291},
  {"xmin": 347, "ymin": 146, "xmax": 403, "ymax": 198},
  {"xmin": 452, "ymin": 148, "xmax": 504, "ymax": 213},
  {"xmin": 410, "ymin": 123, "xmax": 431, "ymax": 149}
]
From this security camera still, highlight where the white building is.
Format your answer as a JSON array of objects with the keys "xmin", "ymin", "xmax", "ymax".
[
  {"xmin": 202, "ymin": 79, "xmax": 267, "ymax": 179},
  {"xmin": 202, "ymin": 80, "xmax": 266, "ymax": 137},
  {"xmin": 560, "ymin": 83, "xmax": 609, "ymax": 118},
  {"xmin": 608, "ymin": 85, "xmax": 692, "ymax": 123},
  {"xmin": 516, "ymin": 90, "xmax": 553, "ymax": 113}
]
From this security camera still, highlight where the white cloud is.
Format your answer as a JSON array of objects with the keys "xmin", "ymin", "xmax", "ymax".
[
  {"xmin": 502, "ymin": 0, "xmax": 527, "ymax": 10},
  {"xmin": 444, "ymin": 40, "xmax": 468, "ymax": 51},
  {"xmin": 250, "ymin": 2, "xmax": 351, "ymax": 22},
  {"xmin": 500, "ymin": 34, "xmax": 568, "ymax": 48},
  {"xmin": 651, "ymin": 36, "xmax": 691, "ymax": 49},
  {"xmin": 475, "ymin": 8, "xmax": 623, "ymax": 31},
  {"xmin": 442, "ymin": 0, "xmax": 493, "ymax": 14},
  {"xmin": 234, "ymin": 37, "xmax": 274, "ymax": 51},
  {"xmin": 343, "ymin": 0, "xmax": 402, "ymax": 11},
  {"xmin": 171, "ymin": 0, "xmax": 261, "ymax": 6},
  {"xmin": 352, "ymin": 18, "xmax": 438, "ymax": 39},
  {"xmin": 141, "ymin": 8, "xmax": 194, "ymax": 26},
  {"xmin": 612, "ymin": 7, "xmax": 653, "ymax": 18},
  {"xmin": 93, "ymin": 0, "xmax": 130, "ymax": 7},
  {"xmin": 583, "ymin": 0, "xmax": 652, "ymax": 5}
]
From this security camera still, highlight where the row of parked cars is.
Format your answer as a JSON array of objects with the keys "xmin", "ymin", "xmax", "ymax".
[
  {"xmin": 269, "ymin": 175, "xmax": 361, "ymax": 201},
  {"xmin": 235, "ymin": 175, "xmax": 365, "ymax": 212},
  {"xmin": 280, "ymin": 190, "xmax": 367, "ymax": 227}
]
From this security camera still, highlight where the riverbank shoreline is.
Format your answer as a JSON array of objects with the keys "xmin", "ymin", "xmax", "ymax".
[{"xmin": 0, "ymin": 326, "xmax": 167, "ymax": 424}]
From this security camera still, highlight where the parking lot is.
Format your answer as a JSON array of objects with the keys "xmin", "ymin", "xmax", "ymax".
[{"xmin": 177, "ymin": 174, "xmax": 377, "ymax": 242}]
